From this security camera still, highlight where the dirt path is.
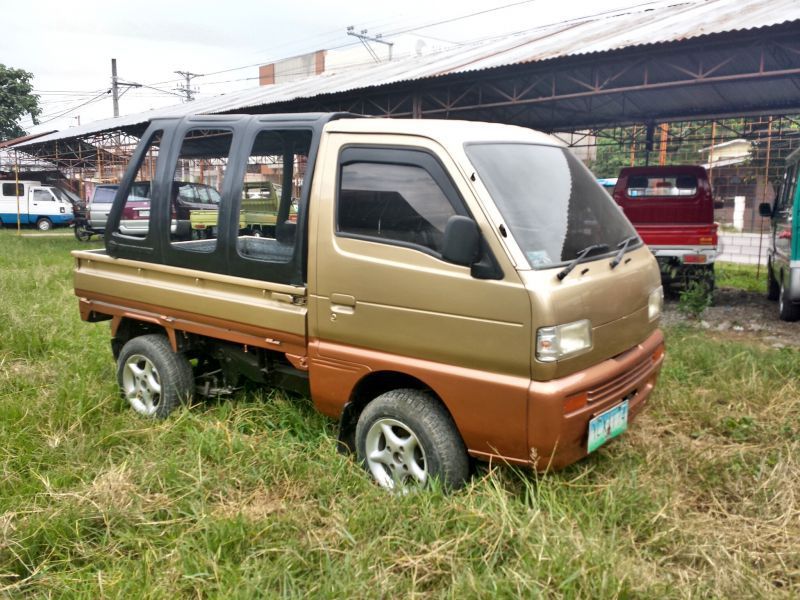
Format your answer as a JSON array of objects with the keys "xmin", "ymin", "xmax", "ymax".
[{"xmin": 663, "ymin": 287, "xmax": 800, "ymax": 348}]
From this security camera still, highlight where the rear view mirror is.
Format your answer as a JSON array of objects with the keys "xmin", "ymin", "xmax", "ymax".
[
  {"xmin": 441, "ymin": 215, "xmax": 480, "ymax": 266},
  {"xmin": 758, "ymin": 202, "xmax": 772, "ymax": 218}
]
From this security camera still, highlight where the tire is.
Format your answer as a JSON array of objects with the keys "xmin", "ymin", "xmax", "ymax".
[
  {"xmin": 355, "ymin": 389, "xmax": 469, "ymax": 493},
  {"xmin": 116, "ymin": 334, "xmax": 194, "ymax": 418},
  {"xmin": 778, "ymin": 279, "xmax": 800, "ymax": 322},
  {"xmin": 767, "ymin": 261, "xmax": 780, "ymax": 301},
  {"xmin": 36, "ymin": 218, "xmax": 53, "ymax": 231},
  {"xmin": 74, "ymin": 225, "xmax": 92, "ymax": 242}
]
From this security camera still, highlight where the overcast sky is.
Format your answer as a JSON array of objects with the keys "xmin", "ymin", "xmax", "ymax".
[{"xmin": 3, "ymin": 0, "xmax": 667, "ymax": 135}]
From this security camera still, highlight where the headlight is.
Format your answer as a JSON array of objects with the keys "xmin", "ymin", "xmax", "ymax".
[
  {"xmin": 648, "ymin": 286, "xmax": 664, "ymax": 321},
  {"xmin": 536, "ymin": 319, "xmax": 592, "ymax": 362}
]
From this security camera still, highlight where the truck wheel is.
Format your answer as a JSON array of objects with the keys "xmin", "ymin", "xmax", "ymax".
[
  {"xmin": 116, "ymin": 334, "xmax": 194, "ymax": 418},
  {"xmin": 74, "ymin": 224, "xmax": 92, "ymax": 242},
  {"xmin": 36, "ymin": 218, "xmax": 53, "ymax": 231},
  {"xmin": 767, "ymin": 262, "xmax": 780, "ymax": 301},
  {"xmin": 355, "ymin": 389, "xmax": 469, "ymax": 493},
  {"xmin": 778, "ymin": 280, "xmax": 800, "ymax": 322}
]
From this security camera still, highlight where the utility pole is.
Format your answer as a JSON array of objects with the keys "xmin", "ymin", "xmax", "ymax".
[
  {"xmin": 175, "ymin": 71, "xmax": 201, "ymax": 102},
  {"xmin": 111, "ymin": 58, "xmax": 120, "ymax": 117},
  {"xmin": 110, "ymin": 58, "xmax": 142, "ymax": 117},
  {"xmin": 346, "ymin": 27, "xmax": 394, "ymax": 63}
]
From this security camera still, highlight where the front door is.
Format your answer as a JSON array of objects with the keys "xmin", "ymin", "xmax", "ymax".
[{"xmin": 774, "ymin": 164, "xmax": 797, "ymax": 268}]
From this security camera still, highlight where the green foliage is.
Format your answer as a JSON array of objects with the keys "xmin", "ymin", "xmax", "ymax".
[
  {"xmin": 678, "ymin": 279, "xmax": 713, "ymax": 317},
  {"xmin": 0, "ymin": 231, "xmax": 798, "ymax": 597},
  {"xmin": 0, "ymin": 64, "xmax": 40, "ymax": 141}
]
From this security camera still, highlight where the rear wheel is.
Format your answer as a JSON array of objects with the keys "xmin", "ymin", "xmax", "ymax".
[
  {"xmin": 36, "ymin": 218, "xmax": 53, "ymax": 231},
  {"xmin": 355, "ymin": 389, "xmax": 469, "ymax": 493},
  {"xmin": 778, "ymin": 279, "xmax": 800, "ymax": 322},
  {"xmin": 116, "ymin": 334, "xmax": 194, "ymax": 418},
  {"xmin": 767, "ymin": 261, "xmax": 780, "ymax": 301}
]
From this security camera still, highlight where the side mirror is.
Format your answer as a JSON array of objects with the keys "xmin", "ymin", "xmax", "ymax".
[
  {"xmin": 713, "ymin": 200, "xmax": 725, "ymax": 210},
  {"xmin": 441, "ymin": 215, "xmax": 480, "ymax": 266},
  {"xmin": 758, "ymin": 202, "xmax": 772, "ymax": 218}
]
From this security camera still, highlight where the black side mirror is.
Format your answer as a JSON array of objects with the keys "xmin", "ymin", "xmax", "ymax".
[
  {"xmin": 758, "ymin": 202, "xmax": 772, "ymax": 218},
  {"xmin": 441, "ymin": 215, "xmax": 480, "ymax": 266}
]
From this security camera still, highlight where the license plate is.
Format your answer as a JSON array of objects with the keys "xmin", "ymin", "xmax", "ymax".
[
  {"xmin": 138, "ymin": 210, "xmax": 150, "ymax": 217},
  {"xmin": 587, "ymin": 399, "xmax": 629, "ymax": 453}
]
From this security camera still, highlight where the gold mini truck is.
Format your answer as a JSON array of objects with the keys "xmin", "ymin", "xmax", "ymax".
[{"xmin": 74, "ymin": 113, "xmax": 666, "ymax": 491}]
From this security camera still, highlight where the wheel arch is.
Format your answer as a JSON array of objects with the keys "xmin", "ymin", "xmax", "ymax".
[
  {"xmin": 111, "ymin": 316, "xmax": 171, "ymax": 359},
  {"xmin": 337, "ymin": 370, "xmax": 452, "ymax": 454}
]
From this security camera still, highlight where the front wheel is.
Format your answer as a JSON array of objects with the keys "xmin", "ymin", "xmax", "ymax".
[
  {"xmin": 74, "ymin": 224, "xmax": 92, "ymax": 241},
  {"xmin": 116, "ymin": 334, "xmax": 194, "ymax": 418},
  {"xmin": 36, "ymin": 218, "xmax": 53, "ymax": 231},
  {"xmin": 355, "ymin": 389, "xmax": 469, "ymax": 493}
]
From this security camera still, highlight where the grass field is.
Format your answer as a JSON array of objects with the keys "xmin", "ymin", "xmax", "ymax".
[{"xmin": 0, "ymin": 230, "xmax": 797, "ymax": 598}]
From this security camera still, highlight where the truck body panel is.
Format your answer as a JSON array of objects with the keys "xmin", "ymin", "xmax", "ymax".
[{"xmin": 74, "ymin": 113, "xmax": 665, "ymax": 474}]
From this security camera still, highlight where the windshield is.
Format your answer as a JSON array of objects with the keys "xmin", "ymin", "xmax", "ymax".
[
  {"xmin": 466, "ymin": 143, "xmax": 639, "ymax": 269},
  {"xmin": 50, "ymin": 188, "xmax": 73, "ymax": 203}
]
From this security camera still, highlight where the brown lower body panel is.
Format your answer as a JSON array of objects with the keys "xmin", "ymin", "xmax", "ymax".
[
  {"xmin": 310, "ymin": 330, "xmax": 665, "ymax": 470},
  {"xmin": 527, "ymin": 329, "xmax": 665, "ymax": 470}
]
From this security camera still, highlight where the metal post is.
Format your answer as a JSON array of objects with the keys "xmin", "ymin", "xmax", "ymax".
[
  {"xmin": 707, "ymin": 121, "xmax": 717, "ymax": 183},
  {"xmin": 14, "ymin": 151, "xmax": 21, "ymax": 235},
  {"xmin": 757, "ymin": 116, "xmax": 773, "ymax": 278},
  {"xmin": 658, "ymin": 123, "xmax": 669, "ymax": 166}
]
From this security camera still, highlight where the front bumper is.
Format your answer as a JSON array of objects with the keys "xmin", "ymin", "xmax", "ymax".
[{"xmin": 527, "ymin": 329, "xmax": 665, "ymax": 470}]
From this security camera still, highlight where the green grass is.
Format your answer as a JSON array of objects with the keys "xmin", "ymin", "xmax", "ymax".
[
  {"xmin": 0, "ymin": 229, "xmax": 798, "ymax": 597},
  {"xmin": 715, "ymin": 261, "xmax": 767, "ymax": 293}
]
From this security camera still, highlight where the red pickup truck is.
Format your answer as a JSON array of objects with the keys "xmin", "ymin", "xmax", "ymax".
[{"xmin": 612, "ymin": 166, "xmax": 718, "ymax": 289}]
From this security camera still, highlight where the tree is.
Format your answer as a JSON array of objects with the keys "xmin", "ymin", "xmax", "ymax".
[{"xmin": 0, "ymin": 64, "xmax": 40, "ymax": 141}]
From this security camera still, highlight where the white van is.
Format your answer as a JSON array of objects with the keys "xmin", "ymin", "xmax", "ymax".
[{"xmin": 0, "ymin": 180, "xmax": 75, "ymax": 230}]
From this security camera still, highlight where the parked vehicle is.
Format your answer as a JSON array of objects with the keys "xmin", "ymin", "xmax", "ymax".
[
  {"xmin": 118, "ymin": 181, "xmax": 221, "ymax": 238},
  {"xmin": 72, "ymin": 113, "xmax": 665, "ymax": 492},
  {"xmin": 612, "ymin": 166, "xmax": 718, "ymax": 289},
  {"xmin": 759, "ymin": 147, "xmax": 800, "ymax": 320},
  {"xmin": 0, "ymin": 180, "xmax": 74, "ymax": 230}
]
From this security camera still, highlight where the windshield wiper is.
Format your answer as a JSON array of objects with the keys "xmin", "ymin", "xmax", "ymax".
[
  {"xmin": 610, "ymin": 236, "xmax": 639, "ymax": 269},
  {"xmin": 557, "ymin": 243, "xmax": 609, "ymax": 281}
]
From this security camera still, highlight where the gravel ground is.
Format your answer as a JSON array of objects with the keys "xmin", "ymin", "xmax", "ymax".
[{"xmin": 663, "ymin": 286, "xmax": 800, "ymax": 348}]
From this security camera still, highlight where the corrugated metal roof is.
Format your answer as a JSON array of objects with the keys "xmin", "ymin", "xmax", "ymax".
[{"xmin": 15, "ymin": 0, "xmax": 800, "ymax": 149}]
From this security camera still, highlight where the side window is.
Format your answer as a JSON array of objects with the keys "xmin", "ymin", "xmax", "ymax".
[
  {"xmin": 337, "ymin": 154, "xmax": 460, "ymax": 255},
  {"xmin": 169, "ymin": 128, "xmax": 232, "ymax": 253},
  {"xmin": 33, "ymin": 189, "xmax": 54, "ymax": 202},
  {"xmin": 236, "ymin": 129, "xmax": 311, "ymax": 264},
  {"xmin": 781, "ymin": 166, "xmax": 797, "ymax": 211},
  {"xmin": 2, "ymin": 183, "xmax": 23, "ymax": 197},
  {"xmin": 114, "ymin": 131, "xmax": 162, "ymax": 240}
]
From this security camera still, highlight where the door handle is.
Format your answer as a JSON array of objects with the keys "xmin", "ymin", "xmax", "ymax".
[
  {"xmin": 330, "ymin": 293, "xmax": 356, "ymax": 317},
  {"xmin": 331, "ymin": 293, "xmax": 356, "ymax": 307}
]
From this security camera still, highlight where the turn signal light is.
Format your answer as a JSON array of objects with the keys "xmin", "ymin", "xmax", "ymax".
[
  {"xmin": 564, "ymin": 392, "xmax": 588, "ymax": 413},
  {"xmin": 652, "ymin": 346, "xmax": 665, "ymax": 363}
]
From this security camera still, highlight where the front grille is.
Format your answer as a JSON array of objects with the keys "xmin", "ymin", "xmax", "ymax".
[{"xmin": 586, "ymin": 356, "xmax": 652, "ymax": 404}]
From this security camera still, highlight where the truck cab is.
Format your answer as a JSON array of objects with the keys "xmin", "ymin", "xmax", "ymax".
[
  {"xmin": 73, "ymin": 113, "xmax": 665, "ymax": 492},
  {"xmin": 612, "ymin": 166, "xmax": 718, "ymax": 289}
]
